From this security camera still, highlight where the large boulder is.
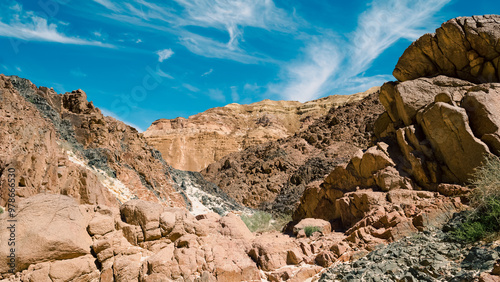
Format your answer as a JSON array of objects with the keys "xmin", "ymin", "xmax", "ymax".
[
  {"xmin": 0, "ymin": 194, "xmax": 93, "ymax": 274},
  {"xmin": 248, "ymin": 232, "xmax": 303, "ymax": 271},
  {"xmin": 394, "ymin": 15, "xmax": 500, "ymax": 83},
  {"xmin": 417, "ymin": 101, "xmax": 491, "ymax": 183},
  {"xmin": 462, "ymin": 86, "xmax": 500, "ymax": 154},
  {"xmin": 159, "ymin": 208, "xmax": 208, "ymax": 241},
  {"xmin": 120, "ymin": 200, "xmax": 163, "ymax": 241},
  {"xmin": 218, "ymin": 212, "xmax": 254, "ymax": 241},
  {"xmin": 293, "ymin": 218, "xmax": 332, "ymax": 236},
  {"xmin": 379, "ymin": 76, "xmax": 473, "ymax": 126}
]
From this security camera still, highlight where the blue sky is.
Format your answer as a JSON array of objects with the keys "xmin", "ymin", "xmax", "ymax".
[{"xmin": 0, "ymin": 0, "xmax": 498, "ymax": 131}]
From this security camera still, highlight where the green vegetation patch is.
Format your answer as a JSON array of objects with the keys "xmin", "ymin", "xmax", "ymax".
[
  {"xmin": 304, "ymin": 226, "xmax": 322, "ymax": 237},
  {"xmin": 241, "ymin": 211, "xmax": 291, "ymax": 233},
  {"xmin": 448, "ymin": 155, "xmax": 500, "ymax": 242}
]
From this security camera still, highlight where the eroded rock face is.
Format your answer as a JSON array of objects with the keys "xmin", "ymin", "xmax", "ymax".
[
  {"xmin": 0, "ymin": 194, "xmax": 93, "ymax": 273},
  {"xmin": 293, "ymin": 15, "xmax": 500, "ymax": 250},
  {"xmin": 394, "ymin": 15, "xmax": 500, "ymax": 84},
  {"xmin": 0, "ymin": 195, "xmax": 351, "ymax": 282},
  {"xmin": 0, "ymin": 75, "xmax": 186, "ymax": 208},
  {"xmin": 320, "ymin": 229, "xmax": 500, "ymax": 282},
  {"xmin": 144, "ymin": 88, "xmax": 378, "ymax": 172},
  {"xmin": 0, "ymin": 75, "xmax": 117, "ymax": 208},
  {"xmin": 202, "ymin": 91, "xmax": 385, "ymax": 213}
]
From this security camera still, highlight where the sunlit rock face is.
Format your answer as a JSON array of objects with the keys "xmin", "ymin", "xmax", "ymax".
[
  {"xmin": 144, "ymin": 87, "xmax": 378, "ymax": 172},
  {"xmin": 0, "ymin": 75, "xmax": 186, "ymax": 209}
]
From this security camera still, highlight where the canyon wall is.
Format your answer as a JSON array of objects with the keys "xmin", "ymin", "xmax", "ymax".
[{"xmin": 144, "ymin": 88, "xmax": 378, "ymax": 172}]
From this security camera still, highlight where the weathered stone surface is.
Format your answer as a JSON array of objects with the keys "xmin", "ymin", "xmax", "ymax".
[
  {"xmin": 201, "ymin": 91, "xmax": 385, "ymax": 213},
  {"xmin": 159, "ymin": 208, "xmax": 208, "ymax": 241},
  {"xmin": 219, "ymin": 212, "xmax": 254, "ymax": 241},
  {"xmin": 145, "ymin": 88, "xmax": 378, "ymax": 172},
  {"xmin": 418, "ymin": 101, "xmax": 491, "ymax": 183},
  {"xmin": 462, "ymin": 87, "xmax": 500, "ymax": 154},
  {"xmin": 320, "ymin": 229, "xmax": 498, "ymax": 282},
  {"xmin": 113, "ymin": 253, "xmax": 142, "ymax": 282},
  {"xmin": 48, "ymin": 255, "xmax": 99, "ymax": 282},
  {"xmin": 0, "ymin": 75, "xmax": 186, "ymax": 209},
  {"xmin": 248, "ymin": 232, "xmax": 302, "ymax": 271},
  {"xmin": 87, "ymin": 213, "xmax": 115, "ymax": 236},
  {"xmin": 379, "ymin": 76, "xmax": 473, "ymax": 126},
  {"xmin": 0, "ymin": 194, "xmax": 92, "ymax": 274},
  {"xmin": 121, "ymin": 200, "xmax": 164, "ymax": 241},
  {"xmin": 394, "ymin": 15, "xmax": 500, "ymax": 83},
  {"xmin": 293, "ymin": 218, "xmax": 331, "ymax": 236}
]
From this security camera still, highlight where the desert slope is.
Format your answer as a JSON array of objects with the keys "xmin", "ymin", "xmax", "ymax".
[{"xmin": 144, "ymin": 88, "xmax": 378, "ymax": 171}]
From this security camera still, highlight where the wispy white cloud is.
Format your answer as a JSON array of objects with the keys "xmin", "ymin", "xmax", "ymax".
[
  {"xmin": 207, "ymin": 88, "xmax": 226, "ymax": 102},
  {"xmin": 182, "ymin": 83, "xmax": 200, "ymax": 92},
  {"xmin": 270, "ymin": 40, "xmax": 342, "ymax": 101},
  {"xmin": 271, "ymin": 0, "xmax": 451, "ymax": 101},
  {"xmin": 157, "ymin": 48, "xmax": 174, "ymax": 62},
  {"xmin": 89, "ymin": 0, "xmax": 292, "ymax": 62},
  {"xmin": 179, "ymin": 32, "xmax": 265, "ymax": 63},
  {"xmin": 157, "ymin": 68, "xmax": 174, "ymax": 79},
  {"xmin": 173, "ymin": 0, "xmax": 293, "ymax": 50},
  {"xmin": 348, "ymin": 0, "xmax": 451, "ymax": 76},
  {"xmin": 201, "ymin": 68, "xmax": 213, "ymax": 77},
  {"xmin": 92, "ymin": 0, "xmax": 120, "ymax": 12},
  {"xmin": 0, "ymin": 2, "xmax": 113, "ymax": 47}
]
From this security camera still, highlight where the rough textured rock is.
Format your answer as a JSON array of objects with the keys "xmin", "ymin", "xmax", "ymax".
[
  {"xmin": 0, "ymin": 194, "xmax": 367, "ymax": 282},
  {"xmin": 202, "ymin": 91, "xmax": 385, "ymax": 214},
  {"xmin": 0, "ymin": 75, "xmax": 117, "ymax": 207},
  {"xmin": 379, "ymin": 76, "xmax": 474, "ymax": 127},
  {"xmin": 394, "ymin": 15, "xmax": 500, "ymax": 84},
  {"xmin": 378, "ymin": 75, "xmax": 499, "ymax": 186},
  {"xmin": 293, "ymin": 218, "xmax": 331, "ymax": 236},
  {"xmin": 462, "ymin": 87, "xmax": 500, "ymax": 155},
  {"xmin": 418, "ymin": 101, "xmax": 491, "ymax": 183},
  {"xmin": 0, "ymin": 194, "xmax": 93, "ymax": 273},
  {"xmin": 145, "ymin": 88, "xmax": 377, "ymax": 172},
  {"xmin": 248, "ymin": 232, "xmax": 302, "ymax": 271},
  {"xmin": 0, "ymin": 75, "xmax": 186, "ymax": 208},
  {"xmin": 320, "ymin": 229, "xmax": 500, "ymax": 282}
]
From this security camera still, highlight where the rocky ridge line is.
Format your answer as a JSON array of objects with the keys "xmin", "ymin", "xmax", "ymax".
[{"xmin": 144, "ymin": 87, "xmax": 378, "ymax": 172}]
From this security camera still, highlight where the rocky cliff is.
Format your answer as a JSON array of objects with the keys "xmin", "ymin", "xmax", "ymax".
[
  {"xmin": 294, "ymin": 14, "xmax": 500, "ymax": 254},
  {"xmin": 144, "ymin": 89, "xmax": 377, "ymax": 172},
  {"xmin": 202, "ymin": 91, "xmax": 385, "ymax": 214},
  {"xmin": 0, "ymin": 75, "xmax": 188, "ymax": 208}
]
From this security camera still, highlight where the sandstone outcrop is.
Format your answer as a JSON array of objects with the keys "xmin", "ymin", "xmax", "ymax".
[
  {"xmin": 294, "ymin": 15, "xmax": 500, "ymax": 252},
  {"xmin": 394, "ymin": 15, "xmax": 500, "ymax": 84},
  {"xmin": 0, "ymin": 75, "xmax": 186, "ymax": 208},
  {"xmin": 202, "ymin": 92, "xmax": 385, "ymax": 214},
  {"xmin": 145, "ymin": 87, "xmax": 378, "ymax": 172},
  {"xmin": 0, "ymin": 194, "xmax": 93, "ymax": 274},
  {"xmin": 0, "ymin": 195, "xmax": 357, "ymax": 282}
]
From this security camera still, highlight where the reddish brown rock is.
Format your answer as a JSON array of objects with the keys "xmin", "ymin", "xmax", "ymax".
[
  {"xmin": 462, "ymin": 87, "xmax": 500, "ymax": 154},
  {"xmin": 0, "ymin": 194, "xmax": 93, "ymax": 274},
  {"xmin": 144, "ymin": 88, "xmax": 378, "ymax": 172},
  {"xmin": 293, "ymin": 218, "xmax": 331, "ymax": 236},
  {"xmin": 201, "ymin": 91, "xmax": 385, "ymax": 213},
  {"xmin": 0, "ymin": 75, "xmax": 186, "ymax": 209},
  {"xmin": 394, "ymin": 15, "xmax": 500, "ymax": 83},
  {"xmin": 248, "ymin": 232, "xmax": 302, "ymax": 271},
  {"xmin": 418, "ymin": 101, "xmax": 491, "ymax": 183}
]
